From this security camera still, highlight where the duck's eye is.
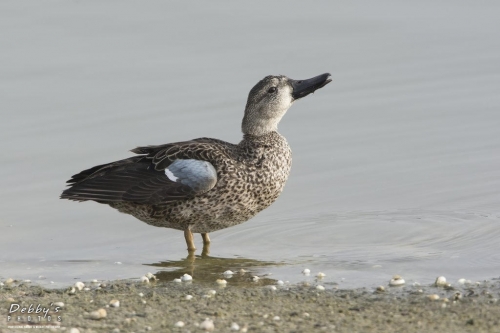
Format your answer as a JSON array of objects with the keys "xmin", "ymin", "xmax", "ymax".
[{"xmin": 267, "ymin": 87, "xmax": 277, "ymax": 93}]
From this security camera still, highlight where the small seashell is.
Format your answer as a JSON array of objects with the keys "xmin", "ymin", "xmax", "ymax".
[
  {"xmin": 91, "ymin": 279, "xmax": 98, "ymax": 283},
  {"xmin": 138, "ymin": 293, "xmax": 144, "ymax": 297},
  {"xmin": 109, "ymin": 299, "xmax": 120, "ymax": 307},
  {"xmin": 216, "ymin": 279, "xmax": 227, "ymax": 286},
  {"xmin": 68, "ymin": 287, "xmax": 76, "ymax": 294},
  {"xmin": 0, "ymin": 282, "xmax": 3, "ymax": 286},
  {"xmin": 428, "ymin": 294, "xmax": 440, "ymax": 301},
  {"xmin": 208, "ymin": 290, "xmax": 216, "ymax": 295},
  {"xmin": 239, "ymin": 269, "xmax": 247, "ymax": 274},
  {"xmin": 273, "ymin": 316, "xmax": 280, "ymax": 321},
  {"xmin": 316, "ymin": 272, "xmax": 326, "ymax": 278},
  {"xmin": 7, "ymin": 297, "xmax": 15, "ymax": 302},
  {"xmin": 174, "ymin": 321, "xmax": 185, "ymax": 328},
  {"xmin": 302, "ymin": 268, "xmax": 311, "ymax": 275},
  {"xmin": 316, "ymin": 285, "xmax": 325, "ymax": 291},
  {"xmin": 54, "ymin": 302, "xmax": 64, "ymax": 307},
  {"xmin": 83, "ymin": 287, "xmax": 90, "ymax": 291},
  {"xmin": 5, "ymin": 278, "xmax": 14, "ymax": 284},
  {"xmin": 251, "ymin": 276, "xmax": 260, "ymax": 282},
  {"xmin": 276, "ymin": 280, "xmax": 284, "ymax": 286},
  {"xmin": 141, "ymin": 300, "xmax": 146, "ymax": 304},
  {"xmin": 185, "ymin": 295, "xmax": 193, "ymax": 300},
  {"xmin": 303, "ymin": 312, "xmax": 310, "ymax": 317},
  {"xmin": 146, "ymin": 272, "xmax": 156, "ymax": 280},
  {"xmin": 140, "ymin": 276, "xmax": 149, "ymax": 283},
  {"xmin": 69, "ymin": 329, "xmax": 80, "ymax": 333},
  {"xmin": 389, "ymin": 275, "xmax": 405, "ymax": 286},
  {"xmin": 376, "ymin": 286, "xmax": 385, "ymax": 292},
  {"xmin": 75, "ymin": 282, "xmax": 85, "ymax": 291},
  {"xmin": 435, "ymin": 276, "xmax": 447, "ymax": 287},
  {"xmin": 223, "ymin": 270, "xmax": 234, "ymax": 277},
  {"xmin": 89, "ymin": 308, "xmax": 107, "ymax": 320},
  {"xmin": 230, "ymin": 322, "xmax": 240, "ymax": 331},
  {"xmin": 173, "ymin": 278, "xmax": 182, "ymax": 283},
  {"xmin": 457, "ymin": 278, "xmax": 466, "ymax": 285},
  {"xmin": 200, "ymin": 318, "xmax": 215, "ymax": 331},
  {"xmin": 181, "ymin": 274, "xmax": 192, "ymax": 282},
  {"xmin": 268, "ymin": 285, "xmax": 277, "ymax": 291}
]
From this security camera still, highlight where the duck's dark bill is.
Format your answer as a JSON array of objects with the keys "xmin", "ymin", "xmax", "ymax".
[{"xmin": 290, "ymin": 73, "xmax": 332, "ymax": 100}]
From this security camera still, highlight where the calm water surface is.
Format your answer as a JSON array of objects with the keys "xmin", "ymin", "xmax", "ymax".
[{"xmin": 1, "ymin": 1, "xmax": 499, "ymax": 288}]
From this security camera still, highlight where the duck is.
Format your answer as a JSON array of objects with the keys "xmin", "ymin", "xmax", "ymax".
[{"xmin": 61, "ymin": 73, "xmax": 331, "ymax": 253}]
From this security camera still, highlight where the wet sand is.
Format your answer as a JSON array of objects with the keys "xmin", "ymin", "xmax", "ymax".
[{"xmin": 1, "ymin": 277, "xmax": 499, "ymax": 333}]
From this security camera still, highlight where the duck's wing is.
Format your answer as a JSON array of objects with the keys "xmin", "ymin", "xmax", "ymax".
[{"xmin": 61, "ymin": 139, "xmax": 232, "ymax": 204}]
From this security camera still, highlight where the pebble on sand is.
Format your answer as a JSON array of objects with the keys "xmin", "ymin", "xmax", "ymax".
[
  {"xmin": 69, "ymin": 328, "xmax": 80, "ymax": 333},
  {"xmin": 276, "ymin": 280, "xmax": 284, "ymax": 286},
  {"xmin": 200, "ymin": 318, "xmax": 215, "ymax": 331},
  {"xmin": 185, "ymin": 295, "xmax": 193, "ymax": 300},
  {"xmin": 75, "ymin": 282, "xmax": 85, "ymax": 291},
  {"xmin": 109, "ymin": 299, "xmax": 120, "ymax": 308},
  {"xmin": 173, "ymin": 278, "xmax": 182, "ymax": 283},
  {"xmin": 53, "ymin": 302, "xmax": 64, "ymax": 308},
  {"xmin": 174, "ymin": 321, "xmax": 185, "ymax": 328},
  {"xmin": 435, "ymin": 276, "xmax": 447, "ymax": 287},
  {"xmin": 389, "ymin": 275, "xmax": 405, "ymax": 286},
  {"xmin": 316, "ymin": 285, "xmax": 325, "ymax": 291},
  {"xmin": 376, "ymin": 286, "xmax": 385, "ymax": 293},
  {"xmin": 181, "ymin": 274, "xmax": 193, "ymax": 282},
  {"xmin": 428, "ymin": 294, "xmax": 440, "ymax": 301},
  {"xmin": 5, "ymin": 278, "xmax": 14, "ymax": 284},
  {"xmin": 89, "ymin": 308, "xmax": 107, "ymax": 320},
  {"xmin": 251, "ymin": 276, "xmax": 260, "ymax": 282},
  {"xmin": 140, "ymin": 276, "xmax": 149, "ymax": 283},
  {"xmin": 268, "ymin": 285, "xmax": 277, "ymax": 291},
  {"xmin": 302, "ymin": 269, "xmax": 311, "ymax": 275},
  {"xmin": 316, "ymin": 272, "xmax": 326, "ymax": 278},
  {"xmin": 230, "ymin": 322, "xmax": 240, "ymax": 331},
  {"xmin": 208, "ymin": 290, "xmax": 217, "ymax": 295}
]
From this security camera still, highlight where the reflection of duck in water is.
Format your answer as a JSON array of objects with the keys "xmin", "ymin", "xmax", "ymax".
[
  {"xmin": 149, "ymin": 254, "xmax": 279, "ymax": 287},
  {"xmin": 61, "ymin": 73, "xmax": 331, "ymax": 253}
]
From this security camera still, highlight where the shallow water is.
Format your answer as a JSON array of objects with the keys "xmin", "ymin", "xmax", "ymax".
[{"xmin": 1, "ymin": 1, "xmax": 500, "ymax": 288}]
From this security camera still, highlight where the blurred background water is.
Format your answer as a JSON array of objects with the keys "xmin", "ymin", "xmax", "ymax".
[{"xmin": 1, "ymin": 1, "xmax": 499, "ymax": 288}]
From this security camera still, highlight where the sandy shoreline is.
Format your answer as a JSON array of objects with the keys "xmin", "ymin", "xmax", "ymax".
[{"xmin": 1, "ymin": 277, "xmax": 499, "ymax": 333}]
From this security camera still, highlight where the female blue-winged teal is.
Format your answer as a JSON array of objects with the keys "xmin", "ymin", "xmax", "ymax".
[{"xmin": 61, "ymin": 73, "xmax": 331, "ymax": 252}]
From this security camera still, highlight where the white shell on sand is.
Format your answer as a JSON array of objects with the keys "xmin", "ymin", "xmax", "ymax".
[
  {"xmin": 200, "ymin": 318, "xmax": 215, "ymax": 331},
  {"xmin": 428, "ymin": 294, "xmax": 440, "ymax": 301},
  {"xmin": 75, "ymin": 282, "xmax": 85, "ymax": 291},
  {"xmin": 216, "ymin": 279, "xmax": 227, "ymax": 286},
  {"xmin": 109, "ymin": 299, "xmax": 120, "ymax": 307},
  {"xmin": 223, "ymin": 270, "xmax": 234, "ymax": 277},
  {"xmin": 174, "ymin": 321, "xmax": 185, "ymax": 328},
  {"xmin": 277, "ymin": 280, "xmax": 284, "ymax": 286},
  {"xmin": 251, "ymin": 276, "xmax": 260, "ymax": 282},
  {"xmin": 230, "ymin": 322, "xmax": 240, "ymax": 331},
  {"xmin": 54, "ymin": 302, "xmax": 64, "ymax": 308},
  {"xmin": 89, "ymin": 308, "xmax": 107, "ymax": 320},
  {"xmin": 181, "ymin": 274, "xmax": 193, "ymax": 282},
  {"xmin": 316, "ymin": 285, "xmax": 325, "ymax": 291},
  {"xmin": 316, "ymin": 272, "xmax": 326, "ymax": 278},
  {"xmin": 185, "ymin": 295, "xmax": 193, "ymax": 300},
  {"xmin": 435, "ymin": 276, "xmax": 447, "ymax": 287},
  {"xmin": 302, "ymin": 269, "xmax": 311, "ymax": 275},
  {"xmin": 140, "ymin": 276, "xmax": 149, "ymax": 283},
  {"xmin": 173, "ymin": 278, "xmax": 182, "ymax": 283},
  {"xmin": 389, "ymin": 275, "xmax": 405, "ymax": 286}
]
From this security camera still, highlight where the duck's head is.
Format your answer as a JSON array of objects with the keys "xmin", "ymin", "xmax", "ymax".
[{"xmin": 242, "ymin": 73, "xmax": 331, "ymax": 136}]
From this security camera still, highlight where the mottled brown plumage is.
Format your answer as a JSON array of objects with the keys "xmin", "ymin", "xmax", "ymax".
[{"xmin": 61, "ymin": 73, "xmax": 331, "ymax": 251}]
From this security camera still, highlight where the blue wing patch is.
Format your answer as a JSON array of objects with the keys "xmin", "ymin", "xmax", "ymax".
[{"xmin": 165, "ymin": 159, "xmax": 217, "ymax": 193}]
